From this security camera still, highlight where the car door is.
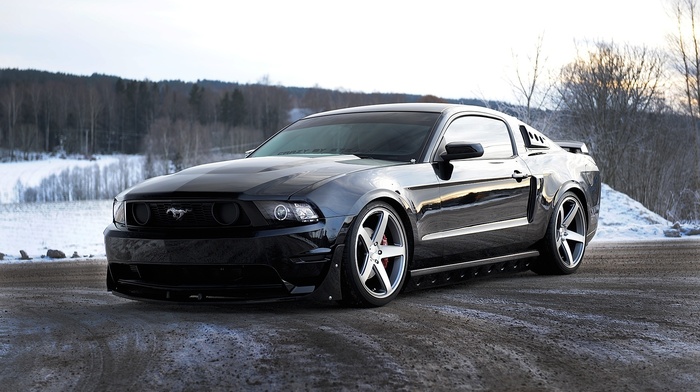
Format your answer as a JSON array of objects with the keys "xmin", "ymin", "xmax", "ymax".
[{"xmin": 428, "ymin": 114, "xmax": 534, "ymax": 262}]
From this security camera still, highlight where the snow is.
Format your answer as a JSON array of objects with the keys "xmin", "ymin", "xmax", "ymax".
[
  {"xmin": 594, "ymin": 184, "xmax": 671, "ymax": 242},
  {"xmin": 0, "ymin": 155, "xmax": 141, "ymax": 204},
  {"xmin": 0, "ymin": 200, "xmax": 112, "ymax": 262},
  {"xmin": 0, "ymin": 157, "xmax": 691, "ymax": 263}
]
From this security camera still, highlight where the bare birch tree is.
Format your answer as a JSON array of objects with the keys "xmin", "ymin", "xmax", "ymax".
[
  {"xmin": 510, "ymin": 33, "xmax": 554, "ymax": 125},
  {"xmin": 668, "ymin": 0, "xmax": 700, "ymax": 218},
  {"xmin": 87, "ymin": 85, "xmax": 103, "ymax": 155},
  {"xmin": 1, "ymin": 83, "xmax": 23, "ymax": 159},
  {"xmin": 28, "ymin": 83, "xmax": 42, "ymax": 152}
]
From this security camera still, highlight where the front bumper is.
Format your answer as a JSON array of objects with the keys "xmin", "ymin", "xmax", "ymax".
[{"xmin": 103, "ymin": 220, "xmax": 346, "ymax": 303}]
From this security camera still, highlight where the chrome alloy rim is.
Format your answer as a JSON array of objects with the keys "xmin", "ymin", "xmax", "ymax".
[
  {"xmin": 555, "ymin": 196, "xmax": 587, "ymax": 268},
  {"xmin": 354, "ymin": 207, "xmax": 407, "ymax": 299}
]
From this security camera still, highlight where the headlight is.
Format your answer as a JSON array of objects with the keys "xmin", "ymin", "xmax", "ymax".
[
  {"xmin": 113, "ymin": 200, "xmax": 126, "ymax": 225},
  {"xmin": 255, "ymin": 201, "xmax": 319, "ymax": 223}
]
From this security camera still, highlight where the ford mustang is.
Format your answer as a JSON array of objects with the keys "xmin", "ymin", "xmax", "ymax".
[{"xmin": 104, "ymin": 103, "xmax": 601, "ymax": 306}]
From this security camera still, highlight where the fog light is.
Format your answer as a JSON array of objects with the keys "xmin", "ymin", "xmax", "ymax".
[
  {"xmin": 212, "ymin": 202, "xmax": 240, "ymax": 225},
  {"xmin": 132, "ymin": 202, "xmax": 151, "ymax": 225}
]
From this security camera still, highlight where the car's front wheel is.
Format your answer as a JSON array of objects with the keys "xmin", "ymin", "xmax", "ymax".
[
  {"xmin": 533, "ymin": 191, "xmax": 587, "ymax": 275},
  {"xmin": 341, "ymin": 201, "xmax": 408, "ymax": 307}
]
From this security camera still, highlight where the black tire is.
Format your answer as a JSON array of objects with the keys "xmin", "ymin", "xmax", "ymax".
[
  {"xmin": 532, "ymin": 191, "xmax": 587, "ymax": 275},
  {"xmin": 340, "ymin": 201, "xmax": 408, "ymax": 307}
]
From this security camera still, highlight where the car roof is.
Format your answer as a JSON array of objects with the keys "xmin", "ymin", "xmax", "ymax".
[{"xmin": 303, "ymin": 103, "xmax": 511, "ymax": 120}]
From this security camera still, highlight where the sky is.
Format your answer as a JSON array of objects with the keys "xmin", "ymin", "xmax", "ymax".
[{"xmin": 1, "ymin": 0, "xmax": 677, "ymax": 103}]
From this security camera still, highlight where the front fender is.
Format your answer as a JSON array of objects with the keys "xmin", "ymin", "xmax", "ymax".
[{"xmin": 298, "ymin": 166, "xmax": 419, "ymax": 219}]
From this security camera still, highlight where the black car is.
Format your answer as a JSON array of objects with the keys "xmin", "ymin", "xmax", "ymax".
[{"xmin": 104, "ymin": 103, "xmax": 601, "ymax": 306}]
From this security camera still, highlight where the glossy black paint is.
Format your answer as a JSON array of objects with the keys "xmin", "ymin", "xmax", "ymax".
[{"xmin": 104, "ymin": 103, "xmax": 601, "ymax": 303}]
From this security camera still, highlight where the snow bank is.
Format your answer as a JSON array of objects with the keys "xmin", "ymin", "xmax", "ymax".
[{"xmin": 593, "ymin": 184, "xmax": 671, "ymax": 242}]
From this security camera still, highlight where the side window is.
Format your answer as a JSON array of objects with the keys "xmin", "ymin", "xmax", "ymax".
[{"xmin": 442, "ymin": 116, "xmax": 514, "ymax": 159}]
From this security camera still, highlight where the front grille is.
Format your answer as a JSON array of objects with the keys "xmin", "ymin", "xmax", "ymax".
[
  {"xmin": 125, "ymin": 200, "xmax": 251, "ymax": 229},
  {"xmin": 150, "ymin": 202, "xmax": 214, "ymax": 227}
]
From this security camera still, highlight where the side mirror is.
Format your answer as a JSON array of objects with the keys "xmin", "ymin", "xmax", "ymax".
[{"xmin": 440, "ymin": 142, "xmax": 484, "ymax": 162}]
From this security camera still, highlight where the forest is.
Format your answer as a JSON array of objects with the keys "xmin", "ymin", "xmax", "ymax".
[
  {"xmin": 0, "ymin": 69, "xmax": 467, "ymax": 164},
  {"xmin": 2, "ymin": 1, "xmax": 700, "ymax": 223}
]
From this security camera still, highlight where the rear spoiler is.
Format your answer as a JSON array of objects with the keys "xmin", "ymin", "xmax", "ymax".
[{"xmin": 555, "ymin": 140, "xmax": 589, "ymax": 155}]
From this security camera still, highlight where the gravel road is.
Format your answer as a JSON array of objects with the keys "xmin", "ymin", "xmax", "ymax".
[{"xmin": 1, "ymin": 240, "xmax": 699, "ymax": 391}]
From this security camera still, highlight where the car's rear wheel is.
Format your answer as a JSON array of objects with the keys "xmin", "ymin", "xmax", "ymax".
[
  {"xmin": 341, "ymin": 201, "xmax": 408, "ymax": 307},
  {"xmin": 532, "ymin": 191, "xmax": 587, "ymax": 275}
]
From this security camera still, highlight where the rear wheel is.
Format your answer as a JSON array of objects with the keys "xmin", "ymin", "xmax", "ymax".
[
  {"xmin": 341, "ymin": 202, "xmax": 408, "ymax": 307},
  {"xmin": 533, "ymin": 191, "xmax": 587, "ymax": 275}
]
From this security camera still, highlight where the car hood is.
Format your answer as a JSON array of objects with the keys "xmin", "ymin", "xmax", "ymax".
[{"xmin": 120, "ymin": 155, "xmax": 401, "ymax": 199}]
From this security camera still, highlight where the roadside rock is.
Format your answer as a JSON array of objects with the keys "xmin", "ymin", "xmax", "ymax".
[
  {"xmin": 683, "ymin": 226, "xmax": 700, "ymax": 236},
  {"xmin": 666, "ymin": 221, "xmax": 700, "ymax": 237},
  {"xmin": 47, "ymin": 249, "xmax": 66, "ymax": 259},
  {"xmin": 664, "ymin": 228, "xmax": 682, "ymax": 238}
]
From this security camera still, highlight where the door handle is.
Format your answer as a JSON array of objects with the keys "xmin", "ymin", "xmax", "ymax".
[{"xmin": 512, "ymin": 170, "xmax": 531, "ymax": 181}]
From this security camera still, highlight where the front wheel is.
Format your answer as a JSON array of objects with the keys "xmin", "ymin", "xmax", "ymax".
[
  {"xmin": 532, "ymin": 191, "xmax": 587, "ymax": 275},
  {"xmin": 340, "ymin": 202, "xmax": 409, "ymax": 307}
]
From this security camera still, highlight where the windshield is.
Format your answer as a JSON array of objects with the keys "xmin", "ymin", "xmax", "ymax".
[{"xmin": 250, "ymin": 111, "xmax": 440, "ymax": 162}]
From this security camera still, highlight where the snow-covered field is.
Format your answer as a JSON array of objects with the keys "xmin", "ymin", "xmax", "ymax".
[
  {"xmin": 0, "ymin": 154, "xmax": 145, "ymax": 204},
  {"xmin": 0, "ymin": 200, "xmax": 112, "ymax": 261},
  {"xmin": 0, "ymin": 156, "xmax": 688, "ymax": 263}
]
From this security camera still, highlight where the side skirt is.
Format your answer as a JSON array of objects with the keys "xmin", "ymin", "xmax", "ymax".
[
  {"xmin": 404, "ymin": 251, "xmax": 539, "ymax": 292},
  {"xmin": 410, "ymin": 251, "xmax": 539, "ymax": 277}
]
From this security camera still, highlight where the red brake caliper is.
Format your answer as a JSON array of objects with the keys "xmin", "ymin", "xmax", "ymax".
[{"xmin": 381, "ymin": 235, "xmax": 389, "ymax": 268}]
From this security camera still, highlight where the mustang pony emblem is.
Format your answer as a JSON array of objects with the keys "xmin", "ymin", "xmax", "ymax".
[{"xmin": 166, "ymin": 207, "xmax": 192, "ymax": 221}]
